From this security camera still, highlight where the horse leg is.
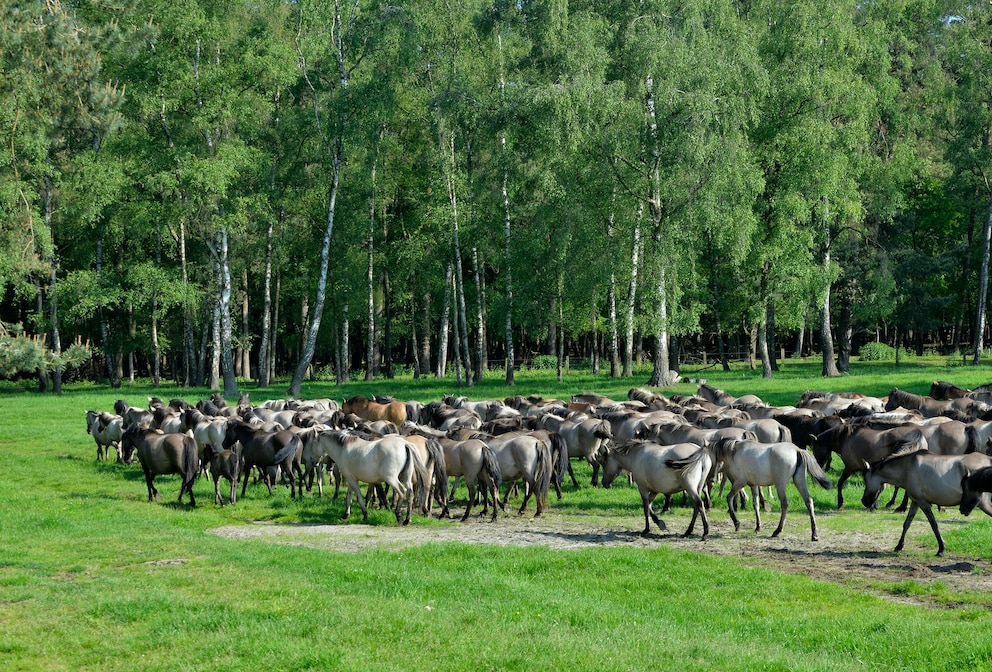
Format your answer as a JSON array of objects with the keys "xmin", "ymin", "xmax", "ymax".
[
  {"xmin": 145, "ymin": 471, "xmax": 158, "ymax": 502},
  {"xmin": 794, "ymin": 476, "xmax": 818, "ymax": 541},
  {"xmin": 646, "ymin": 492, "xmax": 667, "ymax": 534},
  {"xmin": 215, "ymin": 476, "xmax": 222, "ymax": 506},
  {"xmin": 894, "ymin": 489, "xmax": 910, "ymax": 513},
  {"xmin": 566, "ymin": 461, "xmax": 579, "ymax": 489},
  {"xmin": 518, "ymin": 480, "xmax": 533, "ymax": 516},
  {"xmin": 750, "ymin": 485, "xmax": 764, "ymax": 533},
  {"xmin": 894, "ymin": 501, "xmax": 920, "ymax": 553},
  {"xmin": 461, "ymin": 479, "xmax": 476, "ymax": 522},
  {"xmin": 639, "ymin": 491, "xmax": 653, "ymax": 536},
  {"xmin": 836, "ymin": 468, "xmax": 855, "ymax": 510},
  {"xmin": 726, "ymin": 482, "xmax": 745, "ymax": 532},
  {"xmin": 915, "ymin": 501, "xmax": 946, "ymax": 557},
  {"xmin": 771, "ymin": 483, "xmax": 790, "ymax": 538}
]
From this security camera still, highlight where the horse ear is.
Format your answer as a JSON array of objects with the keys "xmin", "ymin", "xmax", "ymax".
[{"xmin": 863, "ymin": 460, "xmax": 871, "ymax": 472}]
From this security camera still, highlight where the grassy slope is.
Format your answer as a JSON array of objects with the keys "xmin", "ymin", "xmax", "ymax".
[{"xmin": 2, "ymin": 359, "xmax": 992, "ymax": 671}]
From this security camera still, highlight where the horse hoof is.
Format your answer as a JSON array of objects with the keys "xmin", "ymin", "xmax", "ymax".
[{"xmin": 811, "ymin": 534, "xmax": 819, "ymax": 542}]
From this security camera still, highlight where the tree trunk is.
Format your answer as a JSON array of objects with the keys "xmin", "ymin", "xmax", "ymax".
[
  {"xmin": 608, "ymin": 271, "xmax": 620, "ymax": 377},
  {"xmin": 411, "ymin": 296, "xmax": 421, "ymax": 380},
  {"xmin": 217, "ymin": 229, "xmax": 239, "ymax": 396},
  {"xmin": 472, "ymin": 246, "xmax": 486, "ymax": 383},
  {"xmin": 288, "ymin": 139, "xmax": 342, "ymax": 396},
  {"xmin": 150, "ymin": 225, "xmax": 161, "ymax": 388},
  {"xmin": 502, "ymin": 163, "xmax": 515, "ymax": 387},
  {"xmin": 451, "ymin": 271, "xmax": 463, "ymax": 387},
  {"xmin": 768, "ymin": 302, "xmax": 778, "ymax": 372},
  {"xmin": 258, "ymin": 217, "xmax": 274, "ymax": 388},
  {"xmin": 340, "ymin": 301, "xmax": 350, "ymax": 382},
  {"xmin": 820, "ymin": 208, "xmax": 840, "ymax": 377},
  {"xmin": 759, "ymin": 300, "xmax": 772, "ymax": 378},
  {"xmin": 421, "ymin": 291, "xmax": 432, "ymax": 377},
  {"xmin": 384, "ymin": 271, "xmax": 393, "ymax": 379},
  {"xmin": 437, "ymin": 263, "xmax": 453, "ymax": 378},
  {"xmin": 366, "ymin": 167, "xmax": 376, "ymax": 382},
  {"xmin": 624, "ymin": 204, "xmax": 643, "ymax": 377},
  {"xmin": 240, "ymin": 267, "xmax": 250, "ymax": 381},
  {"xmin": 647, "ymin": 267, "xmax": 673, "ymax": 387},
  {"xmin": 837, "ymin": 286, "xmax": 853, "ymax": 373},
  {"xmin": 973, "ymin": 193, "xmax": 992, "ymax": 365},
  {"xmin": 209, "ymin": 257, "xmax": 221, "ymax": 391},
  {"xmin": 498, "ymin": 35, "xmax": 515, "ymax": 387}
]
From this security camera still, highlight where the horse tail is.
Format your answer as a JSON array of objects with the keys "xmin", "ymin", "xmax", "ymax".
[
  {"xmin": 426, "ymin": 438, "xmax": 449, "ymax": 507},
  {"xmin": 778, "ymin": 424, "xmax": 793, "ymax": 444},
  {"xmin": 665, "ymin": 447, "xmax": 709, "ymax": 474},
  {"xmin": 594, "ymin": 421, "xmax": 613, "ymax": 441},
  {"xmin": 965, "ymin": 424, "xmax": 982, "ymax": 454},
  {"xmin": 181, "ymin": 433, "xmax": 200, "ymax": 490},
  {"xmin": 548, "ymin": 433, "xmax": 568, "ymax": 487},
  {"xmin": 272, "ymin": 437, "xmax": 299, "ymax": 466},
  {"xmin": 533, "ymin": 440, "xmax": 554, "ymax": 510},
  {"xmin": 481, "ymin": 444, "xmax": 502, "ymax": 490},
  {"xmin": 796, "ymin": 448, "xmax": 833, "ymax": 490},
  {"xmin": 407, "ymin": 442, "xmax": 431, "ymax": 513}
]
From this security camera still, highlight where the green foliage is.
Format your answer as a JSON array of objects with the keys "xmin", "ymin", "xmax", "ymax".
[
  {"xmin": 0, "ymin": 322, "xmax": 91, "ymax": 378},
  {"xmin": 530, "ymin": 354, "xmax": 559, "ymax": 370},
  {"xmin": 858, "ymin": 341, "xmax": 914, "ymax": 362}
]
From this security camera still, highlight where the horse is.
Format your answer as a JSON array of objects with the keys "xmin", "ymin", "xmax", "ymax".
[
  {"xmin": 224, "ymin": 420, "xmax": 303, "ymax": 499},
  {"xmin": 421, "ymin": 400, "xmax": 482, "ymax": 431},
  {"xmin": 342, "ymin": 395, "xmax": 408, "ymax": 426},
  {"xmin": 862, "ymin": 448, "xmax": 992, "ymax": 556},
  {"xmin": 480, "ymin": 433, "xmax": 554, "ymax": 517},
  {"xmin": 114, "ymin": 399, "xmax": 153, "ymax": 429},
  {"xmin": 960, "ymin": 466, "xmax": 992, "ymax": 517},
  {"xmin": 303, "ymin": 429, "xmax": 429, "ymax": 524},
  {"xmin": 435, "ymin": 436, "xmax": 503, "ymax": 521},
  {"xmin": 885, "ymin": 388, "xmax": 959, "ymax": 418},
  {"xmin": 180, "ymin": 408, "xmax": 228, "ymax": 467},
  {"xmin": 929, "ymin": 381, "xmax": 970, "ymax": 400},
  {"xmin": 712, "ymin": 438, "xmax": 833, "ymax": 541},
  {"xmin": 203, "ymin": 443, "xmax": 241, "ymax": 506},
  {"xmin": 85, "ymin": 410, "xmax": 123, "ymax": 461},
  {"xmin": 534, "ymin": 414, "xmax": 613, "ymax": 487},
  {"xmin": 698, "ymin": 383, "xmax": 766, "ymax": 409},
  {"xmin": 600, "ymin": 441, "xmax": 711, "ymax": 539},
  {"xmin": 120, "ymin": 425, "xmax": 199, "ymax": 507},
  {"xmin": 812, "ymin": 424, "xmax": 929, "ymax": 509},
  {"xmin": 402, "ymin": 433, "xmax": 450, "ymax": 517}
]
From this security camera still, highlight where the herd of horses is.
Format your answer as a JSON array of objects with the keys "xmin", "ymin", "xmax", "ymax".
[{"xmin": 84, "ymin": 380, "xmax": 992, "ymax": 556}]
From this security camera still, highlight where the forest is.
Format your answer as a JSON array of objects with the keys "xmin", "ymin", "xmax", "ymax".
[{"xmin": 2, "ymin": 0, "xmax": 992, "ymax": 395}]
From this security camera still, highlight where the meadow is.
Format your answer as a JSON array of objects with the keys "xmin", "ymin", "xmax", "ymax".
[{"xmin": 3, "ymin": 358, "xmax": 992, "ymax": 671}]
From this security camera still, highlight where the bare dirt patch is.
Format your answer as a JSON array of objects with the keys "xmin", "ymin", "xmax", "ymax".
[{"xmin": 208, "ymin": 507, "xmax": 992, "ymax": 608}]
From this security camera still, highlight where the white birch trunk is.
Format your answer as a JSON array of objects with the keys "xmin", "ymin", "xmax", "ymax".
[
  {"xmin": 437, "ymin": 263, "xmax": 453, "ymax": 378},
  {"xmin": 258, "ymin": 218, "xmax": 273, "ymax": 388},
  {"xmin": 623, "ymin": 204, "xmax": 643, "ymax": 377},
  {"xmin": 973, "ymin": 193, "xmax": 992, "ymax": 364}
]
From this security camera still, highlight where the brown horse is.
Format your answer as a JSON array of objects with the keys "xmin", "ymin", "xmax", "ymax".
[
  {"xmin": 343, "ymin": 395, "xmax": 408, "ymax": 426},
  {"xmin": 929, "ymin": 381, "xmax": 970, "ymax": 400},
  {"xmin": 203, "ymin": 444, "xmax": 241, "ymax": 506},
  {"xmin": 120, "ymin": 425, "xmax": 199, "ymax": 507},
  {"xmin": 812, "ymin": 424, "xmax": 928, "ymax": 509},
  {"xmin": 224, "ymin": 420, "xmax": 303, "ymax": 499}
]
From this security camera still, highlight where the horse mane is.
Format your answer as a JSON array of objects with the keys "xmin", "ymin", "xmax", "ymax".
[
  {"xmin": 871, "ymin": 431, "xmax": 928, "ymax": 469},
  {"xmin": 343, "ymin": 395, "xmax": 369, "ymax": 406},
  {"xmin": 888, "ymin": 388, "xmax": 923, "ymax": 405},
  {"xmin": 965, "ymin": 466, "xmax": 992, "ymax": 490}
]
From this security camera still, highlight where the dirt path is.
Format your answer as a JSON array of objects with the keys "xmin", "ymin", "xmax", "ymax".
[{"xmin": 208, "ymin": 508, "xmax": 992, "ymax": 608}]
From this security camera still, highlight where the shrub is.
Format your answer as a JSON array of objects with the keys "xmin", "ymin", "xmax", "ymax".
[
  {"xmin": 530, "ymin": 355, "xmax": 558, "ymax": 370},
  {"xmin": 858, "ymin": 342, "xmax": 913, "ymax": 362}
]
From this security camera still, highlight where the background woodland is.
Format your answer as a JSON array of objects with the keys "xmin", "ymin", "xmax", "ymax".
[{"xmin": 4, "ymin": 0, "xmax": 992, "ymax": 394}]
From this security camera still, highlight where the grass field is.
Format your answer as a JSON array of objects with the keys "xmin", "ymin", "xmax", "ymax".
[{"xmin": 4, "ymin": 358, "xmax": 992, "ymax": 670}]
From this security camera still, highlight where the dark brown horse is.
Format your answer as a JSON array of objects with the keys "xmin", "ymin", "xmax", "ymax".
[
  {"xmin": 812, "ymin": 424, "xmax": 928, "ymax": 509},
  {"xmin": 224, "ymin": 420, "xmax": 303, "ymax": 498},
  {"xmin": 929, "ymin": 381, "xmax": 970, "ymax": 400},
  {"xmin": 342, "ymin": 395, "xmax": 408, "ymax": 426},
  {"xmin": 960, "ymin": 466, "xmax": 992, "ymax": 516},
  {"xmin": 120, "ymin": 425, "xmax": 199, "ymax": 507},
  {"xmin": 203, "ymin": 444, "xmax": 241, "ymax": 506}
]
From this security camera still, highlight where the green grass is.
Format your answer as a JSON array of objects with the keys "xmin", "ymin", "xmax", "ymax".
[{"xmin": 3, "ymin": 360, "xmax": 992, "ymax": 670}]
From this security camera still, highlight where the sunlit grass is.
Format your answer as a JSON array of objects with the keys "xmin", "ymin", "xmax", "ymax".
[{"xmin": 3, "ymin": 363, "xmax": 992, "ymax": 670}]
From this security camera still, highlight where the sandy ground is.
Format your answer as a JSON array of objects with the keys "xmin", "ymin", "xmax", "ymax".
[{"xmin": 208, "ymin": 504, "xmax": 992, "ymax": 608}]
